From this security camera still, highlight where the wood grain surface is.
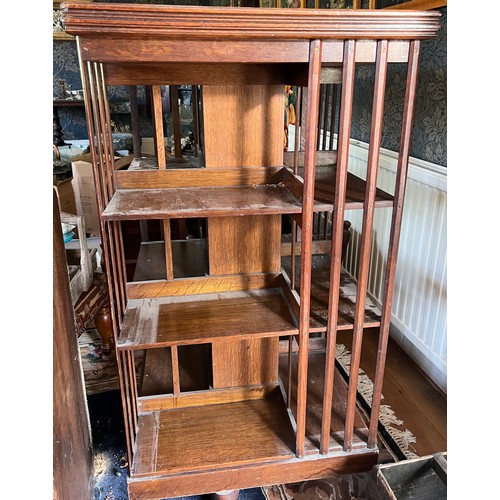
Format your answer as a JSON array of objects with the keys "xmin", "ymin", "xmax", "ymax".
[{"xmin": 117, "ymin": 289, "xmax": 298, "ymax": 350}]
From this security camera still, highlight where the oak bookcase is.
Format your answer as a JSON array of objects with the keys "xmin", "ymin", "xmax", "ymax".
[{"xmin": 61, "ymin": 3, "xmax": 440, "ymax": 498}]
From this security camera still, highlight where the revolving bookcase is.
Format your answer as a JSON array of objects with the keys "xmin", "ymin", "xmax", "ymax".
[{"xmin": 61, "ymin": 3, "xmax": 440, "ymax": 499}]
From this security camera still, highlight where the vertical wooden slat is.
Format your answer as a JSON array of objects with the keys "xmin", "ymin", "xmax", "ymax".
[
  {"xmin": 295, "ymin": 39, "xmax": 322, "ymax": 458},
  {"xmin": 96, "ymin": 64, "xmax": 115, "ymax": 203},
  {"xmin": 118, "ymin": 350, "xmax": 134, "ymax": 464},
  {"xmin": 291, "ymin": 86, "xmax": 302, "ymax": 290},
  {"xmin": 171, "ymin": 85, "xmax": 183, "ymax": 159},
  {"xmin": 368, "ymin": 40, "xmax": 422, "ymax": 448},
  {"xmin": 287, "ymin": 335, "xmax": 293, "ymax": 409},
  {"xmin": 353, "ymin": 0, "xmax": 362, "ymax": 9},
  {"xmin": 288, "ymin": 84, "xmax": 302, "ymax": 409},
  {"xmin": 84, "ymin": 62, "xmax": 125, "ymax": 329},
  {"xmin": 344, "ymin": 39, "xmax": 388, "ymax": 451},
  {"xmin": 86, "ymin": 63, "xmax": 108, "ymax": 207},
  {"xmin": 171, "ymin": 345, "xmax": 181, "ymax": 396},
  {"xmin": 78, "ymin": 55, "xmax": 134, "ymax": 464},
  {"xmin": 114, "ymin": 221, "xmax": 128, "ymax": 319},
  {"xmin": 97, "ymin": 67, "xmax": 127, "ymax": 318},
  {"xmin": 319, "ymin": 39, "xmax": 356, "ymax": 455},
  {"xmin": 163, "ymin": 219, "xmax": 174, "ymax": 280},
  {"xmin": 127, "ymin": 350, "xmax": 138, "ymax": 432},
  {"xmin": 152, "ymin": 85, "xmax": 167, "ymax": 169}
]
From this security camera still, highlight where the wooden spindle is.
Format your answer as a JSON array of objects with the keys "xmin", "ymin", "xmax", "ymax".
[
  {"xmin": 95, "ymin": 63, "xmax": 115, "ymax": 203},
  {"xmin": 171, "ymin": 346, "xmax": 181, "ymax": 396},
  {"xmin": 118, "ymin": 349, "xmax": 135, "ymax": 464},
  {"xmin": 296, "ymin": 39, "xmax": 322, "ymax": 458},
  {"xmin": 368, "ymin": 40, "xmax": 422, "ymax": 448},
  {"xmin": 319, "ymin": 39, "xmax": 356, "ymax": 455},
  {"xmin": 291, "ymin": 86, "xmax": 302, "ymax": 291},
  {"xmin": 287, "ymin": 334, "xmax": 293, "ymax": 409},
  {"xmin": 114, "ymin": 221, "xmax": 128, "ymax": 319},
  {"xmin": 95, "ymin": 67, "xmax": 128, "ymax": 318},
  {"xmin": 84, "ymin": 62, "xmax": 123, "ymax": 330},
  {"xmin": 163, "ymin": 219, "xmax": 174, "ymax": 280},
  {"xmin": 344, "ymin": 39, "xmax": 388, "ymax": 451},
  {"xmin": 152, "ymin": 85, "xmax": 167, "ymax": 169},
  {"xmin": 127, "ymin": 349, "xmax": 138, "ymax": 431}
]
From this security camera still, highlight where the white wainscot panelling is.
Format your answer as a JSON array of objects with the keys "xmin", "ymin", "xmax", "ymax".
[{"xmin": 343, "ymin": 139, "xmax": 447, "ymax": 394}]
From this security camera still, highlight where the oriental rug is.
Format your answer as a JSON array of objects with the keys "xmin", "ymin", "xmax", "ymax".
[{"xmin": 78, "ymin": 328, "xmax": 144, "ymax": 396}]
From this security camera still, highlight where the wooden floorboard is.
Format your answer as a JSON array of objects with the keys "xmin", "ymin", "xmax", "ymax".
[{"xmin": 337, "ymin": 329, "xmax": 447, "ymax": 458}]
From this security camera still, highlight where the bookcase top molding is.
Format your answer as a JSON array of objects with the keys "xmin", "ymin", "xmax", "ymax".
[{"xmin": 61, "ymin": 3, "xmax": 441, "ymax": 41}]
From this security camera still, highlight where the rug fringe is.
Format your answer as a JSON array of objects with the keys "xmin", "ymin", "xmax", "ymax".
[{"xmin": 335, "ymin": 343, "xmax": 418, "ymax": 459}]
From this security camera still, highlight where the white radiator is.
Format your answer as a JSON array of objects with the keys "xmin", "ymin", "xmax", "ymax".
[{"xmin": 343, "ymin": 139, "xmax": 447, "ymax": 394}]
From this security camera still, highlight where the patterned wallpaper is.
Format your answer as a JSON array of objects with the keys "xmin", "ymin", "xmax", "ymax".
[
  {"xmin": 53, "ymin": 6, "xmax": 446, "ymax": 166},
  {"xmin": 350, "ymin": 7, "xmax": 447, "ymax": 166}
]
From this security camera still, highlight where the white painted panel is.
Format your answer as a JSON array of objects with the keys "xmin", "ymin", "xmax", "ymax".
[{"xmin": 344, "ymin": 140, "xmax": 447, "ymax": 393}]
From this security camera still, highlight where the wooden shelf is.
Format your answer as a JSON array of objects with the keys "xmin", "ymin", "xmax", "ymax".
[
  {"xmin": 102, "ymin": 184, "xmax": 305, "ymax": 220},
  {"xmin": 282, "ymin": 255, "xmax": 381, "ymax": 332},
  {"xmin": 131, "ymin": 388, "xmax": 296, "ymax": 478},
  {"xmin": 313, "ymin": 166, "xmax": 394, "ymax": 209},
  {"xmin": 283, "ymin": 151, "xmax": 393, "ymax": 209},
  {"xmin": 131, "ymin": 355, "xmax": 371, "ymax": 479},
  {"xmin": 117, "ymin": 288, "xmax": 298, "ymax": 350},
  {"xmin": 104, "ymin": 166, "xmax": 332, "ymax": 220}
]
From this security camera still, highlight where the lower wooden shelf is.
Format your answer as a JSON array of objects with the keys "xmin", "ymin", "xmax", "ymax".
[
  {"xmin": 127, "ymin": 357, "xmax": 378, "ymax": 498},
  {"xmin": 131, "ymin": 388, "xmax": 296, "ymax": 478}
]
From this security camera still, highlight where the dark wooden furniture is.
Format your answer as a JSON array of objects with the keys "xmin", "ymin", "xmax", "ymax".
[
  {"xmin": 53, "ymin": 98, "xmax": 85, "ymax": 146},
  {"xmin": 53, "ymin": 190, "xmax": 94, "ymax": 499},
  {"xmin": 61, "ymin": 3, "xmax": 440, "ymax": 499}
]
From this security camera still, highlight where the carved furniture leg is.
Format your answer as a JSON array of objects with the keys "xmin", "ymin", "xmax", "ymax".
[{"xmin": 94, "ymin": 304, "xmax": 114, "ymax": 360}]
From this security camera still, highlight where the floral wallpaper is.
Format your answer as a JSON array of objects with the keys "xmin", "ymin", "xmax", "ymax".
[
  {"xmin": 350, "ymin": 7, "xmax": 447, "ymax": 166},
  {"xmin": 53, "ymin": 5, "xmax": 446, "ymax": 166}
]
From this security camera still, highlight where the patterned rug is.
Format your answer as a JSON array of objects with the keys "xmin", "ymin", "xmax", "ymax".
[{"xmin": 78, "ymin": 329, "xmax": 144, "ymax": 396}]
